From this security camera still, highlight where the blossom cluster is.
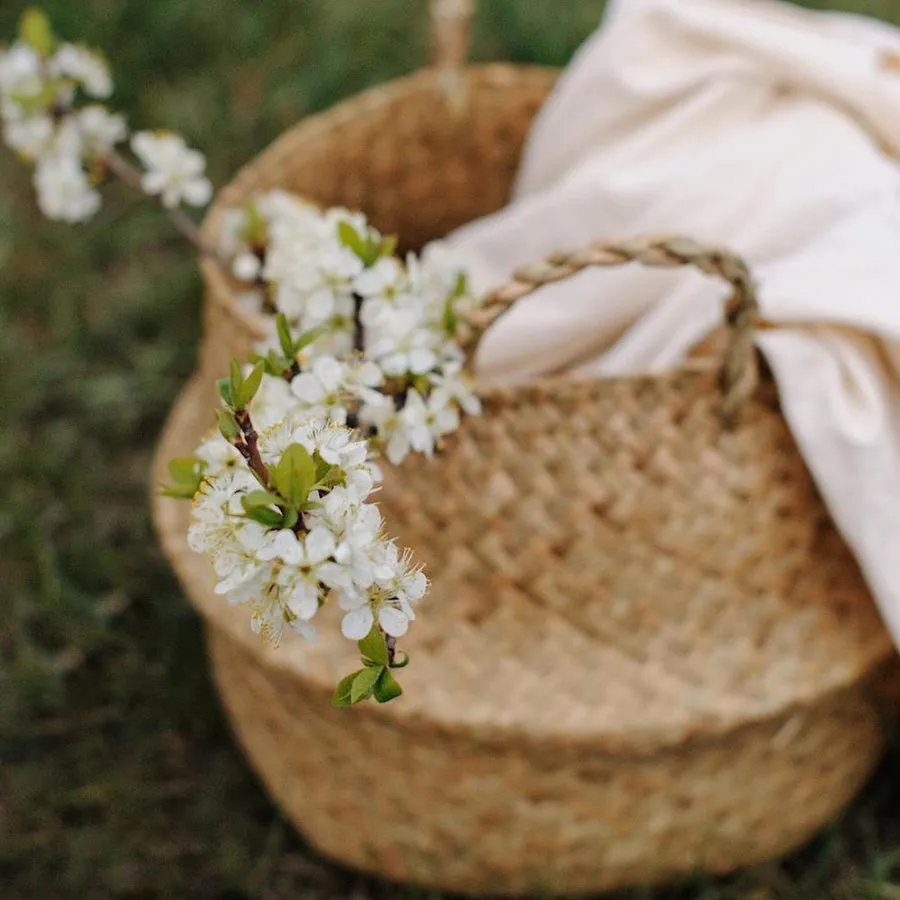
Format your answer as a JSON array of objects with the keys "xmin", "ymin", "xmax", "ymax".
[
  {"xmin": 0, "ymin": 9, "xmax": 211, "ymax": 221},
  {"xmin": 190, "ymin": 424, "xmax": 425, "ymax": 644},
  {"xmin": 167, "ymin": 362, "xmax": 427, "ymax": 704},
  {"xmin": 221, "ymin": 191, "xmax": 482, "ymax": 464},
  {"xmin": 3, "ymin": 9, "xmax": 487, "ymax": 705}
]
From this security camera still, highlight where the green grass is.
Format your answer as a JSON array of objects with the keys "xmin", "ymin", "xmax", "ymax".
[{"xmin": 1, "ymin": 0, "xmax": 899, "ymax": 897}]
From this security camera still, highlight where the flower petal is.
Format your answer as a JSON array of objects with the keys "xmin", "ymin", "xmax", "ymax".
[
  {"xmin": 341, "ymin": 606, "xmax": 374, "ymax": 640},
  {"xmin": 378, "ymin": 605, "xmax": 409, "ymax": 637}
]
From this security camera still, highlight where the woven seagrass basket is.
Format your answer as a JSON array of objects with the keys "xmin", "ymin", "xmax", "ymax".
[{"xmin": 152, "ymin": 2, "xmax": 895, "ymax": 895}]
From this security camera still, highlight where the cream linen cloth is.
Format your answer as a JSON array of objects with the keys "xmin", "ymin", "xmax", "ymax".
[{"xmin": 443, "ymin": 0, "xmax": 900, "ymax": 641}]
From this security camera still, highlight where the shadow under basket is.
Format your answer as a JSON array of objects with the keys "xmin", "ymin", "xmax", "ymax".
[{"xmin": 152, "ymin": 64, "xmax": 895, "ymax": 896}]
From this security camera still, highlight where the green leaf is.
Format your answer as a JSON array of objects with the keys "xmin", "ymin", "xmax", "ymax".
[
  {"xmin": 293, "ymin": 324, "xmax": 329, "ymax": 353},
  {"xmin": 332, "ymin": 670, "xmax": 363, "ymax": 708},
  {"xmin": 167, "ymin": 456, "xmax": 205, "ymax": 485},
  {"xmin": 379, "ymin": 234, "xmax": 398, "ymax": 259},
  {"xmin": 229, "ymin": 359, "xmax": 243, "ymax": 409},
  {"xmin": 390, "ymin": 651, "xmax": 410, "ymax": 669},
  {"xmin": 160, "ymin": 484, "xmax": 199, "ymax": 500},
  {"xmin": 216, "ymin": 377, "xmax": 233, "ymax": 408},
  {"xmin": 272, "ymin": 444, "xmax": 317, "ymax": 507},
  {"xmin": 314, "ymin": 460, "xmax": 344, "ymax": 490},
  {"xmin": 215, "ymin": 408, "xmax": 240, "ymax": 442},
  {"xmin": 252, "ymin": 349, "xmax": 292, "ymax": 377},
  {"xmin": 314, "ymin": 457, "xmax": 333, "ymax": 482},
  {"xmin": 337, "ymin": 220, "xmax": 365, "ymax": 258},
  {"xmin": 373, "ymin": 668, "xmax": 403, "ymax": 703},
  {"xmin": 240, "ymin": 490, "xmax": 283, "ymax": 510},
  {"xmin": 358, "ymin": 625, "xmax": 390, "ymax": 666},
  {"xmin": 19, "ymin": 8, "xmax": 55, "ymax": 56},
  {"xmin": 245, "ymin": 506, "xmax": 283, "ymax": 527},
  {"xmin": 350, "ymin": 665, "xmax": 382, "ymax": 704},
  {"xmin": 235, "ymin": 361, "xmax": 264, "ymax": 409},
  {"xmin": 281, "ymin": 507, "xmax": 299, "ymax": 530},
  {"xmin": 276, "ymin": 314, "xmax": 294, "ymax": 357}
]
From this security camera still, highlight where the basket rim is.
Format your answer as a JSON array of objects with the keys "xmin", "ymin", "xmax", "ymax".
[{"xmin": 198, "ymin": 61, "xmax": 560, "ymax": 347}]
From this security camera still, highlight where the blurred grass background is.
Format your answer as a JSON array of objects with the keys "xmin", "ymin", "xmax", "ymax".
[{"xmin": 2, "ymin": 0, "xmax": 900, "ymax": 897}]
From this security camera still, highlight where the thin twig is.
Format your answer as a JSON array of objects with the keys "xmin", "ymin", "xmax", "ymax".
[
  {"xmin": 385, "ymin": 633, "xmax": 397, "ymax": 666},
  {"xmin": 233, "ymin": 408, "xmax": 271, "ymax": 490},
  {"xmin": 104, "ymin": 150, "xmax": 224, "ymax": 263},
  {"xmin": 352, "ymin": 291, "xmax": 364, "ymax": 353}
]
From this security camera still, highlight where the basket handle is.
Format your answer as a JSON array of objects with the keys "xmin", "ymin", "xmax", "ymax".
[
  {"xmin": 430, "ymin": 0, "xmax": 475, "ymax": 70},
  {"xmin": 459, "ymin": 235, "xmax": 761, "ymax": 425}
]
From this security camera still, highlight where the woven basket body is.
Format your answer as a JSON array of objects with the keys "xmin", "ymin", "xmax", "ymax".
[{"xmin": 152, "ymin": 63, "xmax": 894, "ymax": 895}]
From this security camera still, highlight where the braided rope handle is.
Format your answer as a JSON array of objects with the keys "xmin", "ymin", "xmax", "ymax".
[
  {"xmin": 430, "ymin": 0, "xmax": 475, "ymax": 70},
  {"xmin": 459, "ymin": 236, "xmax": 760, "ymax": 424}
]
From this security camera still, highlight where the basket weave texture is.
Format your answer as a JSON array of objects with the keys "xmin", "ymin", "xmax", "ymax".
[{"xmin": 152, "ymin": 63, "xmax": 894, "ymax": 896}]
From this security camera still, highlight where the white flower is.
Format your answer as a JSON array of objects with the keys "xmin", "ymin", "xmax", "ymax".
[
  {"xmin": 327, "ymin": 504, "xmax": 383, "ymax": 590},
  {"xmin": 429, "ymin": 365, "xmax": 482, "ymax": 416},
  {"xmin": 258, "ymin": 527, "xmax": 336, "ymax": 620},
  {"xmin": 33, "ymin": 155, "xmax": 100, "ymax": 222},
  {"xmin": 362, "ymin": 388, "xmax": 460, "ymax": 465},
  {"xmin": 268, "ymin": 246, "xmax": 361, "ymax": 324},
  {"xmin": 0, "ymin": 44, "xmax": 45, "ymax": 101},
  {"xmin": 397, "ymin": 389, "xmax": 437, "ymax": 457},
  {"xmin": 366, "ymin": 307, "xmax": 439, "ymax": 376},
  {"xmin": 195, "ymin": 431, "xmax": 243, "ymax": 475},
  {"xmin": 257, "ymin": 526, "xmax": 335, "ymax": 567},
  {"xmin": 232, "ymin": 252, "xmax": 261, "ymax": 282},
  {"xmin": 354, "ymin": 256, "xmax": 404, "ymax": 299},
  {"xmin": 338, "ymin": 541, "xmax": 425, "ymax": 640},
  {"xmin": 131, "ymin": 130, "xmax": 213, "ymax": 208},
  {"xmin": 50, "ymin": 43, "xmax": 112, "ymax": 98},
  {"xmin": 74, "ymin": 105, "xmax": 126, "ymax": 157},
  {"xmin": 293, "ymin": 419, "xmax": 369, "ymax": 469},
  {"xmin": 3, "ymin": 114, "xmax": 53, "ymax": 159},
  {"xmin": 290, "ymin": 355, "xmax": 350, "ymax": 423}
]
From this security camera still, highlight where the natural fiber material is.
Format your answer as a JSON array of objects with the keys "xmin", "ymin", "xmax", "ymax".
[
  {"xmin": 196, "ymin": 64, "xmax": 556, "ymax": 406},
  {"xmin": 152, "ymin": 62, "xmax": 894, "ymax": 896}
]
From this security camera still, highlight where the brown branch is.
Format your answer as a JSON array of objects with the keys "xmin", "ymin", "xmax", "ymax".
[
  {"xmin": 104, "ymin": 150, "xmax": 225, "ymax": 264},
  {"xmin": 233, "ymin": 408, "xmax": 271, "ymax": 490},
  {"xmin": 385, "ymin": 633, "xmax": 397, "ymax": 666}
]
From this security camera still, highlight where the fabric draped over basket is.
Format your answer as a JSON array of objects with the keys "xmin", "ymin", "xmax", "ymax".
[{"xmin": 443, "ymin": 0, "xmax": 900, "ymax": 645}]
